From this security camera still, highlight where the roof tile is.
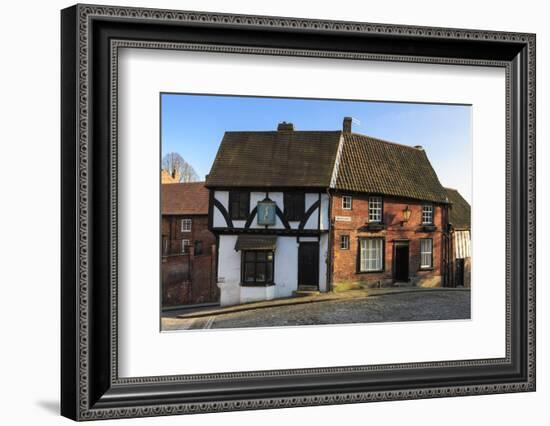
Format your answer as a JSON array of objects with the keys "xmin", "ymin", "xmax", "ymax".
[{"xmin": 161, "ymin": 182, "xmax": 209, "ymax": 215}]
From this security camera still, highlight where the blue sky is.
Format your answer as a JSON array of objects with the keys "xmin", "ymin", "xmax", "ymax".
[{"xmin": 161, "ymin": 94, "xmax": 472, "ymax": 203}]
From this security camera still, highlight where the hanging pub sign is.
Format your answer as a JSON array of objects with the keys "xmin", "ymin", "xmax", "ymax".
[{"xmin": 257, "ymin": 199, "xmax": 277, "ymax": 226}]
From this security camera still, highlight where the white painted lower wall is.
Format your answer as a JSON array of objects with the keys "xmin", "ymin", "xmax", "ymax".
[
  {"xmin": 273, "ymin": 237, "xmax": 299, "ymax": 299},
  {"xmin": 217, "ymin": 234, "xmax": 329, "ymax": 306},
  {"xmin": 319, "ymin": 233, "xmax": 328, "ymax": 292},
  {"xmin": 216, "ymin": 235, "xmax": 241, "ymax": 306},
  {"xmin": 240, "ymin": 285, "xmax": 276, "ymax": 304}
]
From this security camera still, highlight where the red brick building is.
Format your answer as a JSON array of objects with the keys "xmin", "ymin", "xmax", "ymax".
[
  {"xmin": 161, "ymin": 182, "xmax": 218, "ymax": 306},
  {"xmin": 329, "ymin": 120, "xmax": 451, "ymax": 288}
]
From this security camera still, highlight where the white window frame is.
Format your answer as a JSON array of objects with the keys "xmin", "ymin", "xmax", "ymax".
[
  {"xmin": 420, "ymin": 238, "xmax": 433, "ymax": 269},
  {"xmin": 368, "ymin": 196, "xmax": 382, "ymax": 223},
  {"xmin": 340, "ymin": 235, "xmax": 350, "ymax": 250},
  {"xmin": 359, "ymin": 238, "xmax": 383, "ymax": 272},
  {"xmin": 342, "ymin": 195, "xmax": 352, "ymax": 210},
  {"xmin": 181, "ymin": 239, "xmax": 191, "ymax": 254},
  {"xmin": 181, "ymin": 218, "xmax": 192, "ymax": 232},
  {"xmin": 422, "ymin": 204, "xmax": 434, "ymax": 225}
]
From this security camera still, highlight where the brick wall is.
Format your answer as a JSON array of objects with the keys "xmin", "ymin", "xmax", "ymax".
[
  {"xmin": 161, "ymin": 214, "xmax": 218, "ymax": 306},
  {"xmin": 331, "ymin": 193, "xmax": 448, "ymax": 288}
]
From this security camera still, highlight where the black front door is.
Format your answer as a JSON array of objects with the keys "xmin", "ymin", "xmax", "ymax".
[
  {"xmin": 298, "ymin": 242, "xmax": 319, "ymax": 288},
  {"xmin": 394, "ymin": 243, "xmax": 409, "ymax": 281},
  {"xmin": 455, "ymin": 258, "xmax": 465, "ymax": 287}
]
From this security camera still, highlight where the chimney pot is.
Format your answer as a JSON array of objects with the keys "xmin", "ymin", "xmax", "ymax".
[
  {"xmin": 343, "ymin": 117, "xmax": 353, "ymax": 133},
  {"xmin": 277, "ymin": 122, "xmax": 294, "ymax": 131}
]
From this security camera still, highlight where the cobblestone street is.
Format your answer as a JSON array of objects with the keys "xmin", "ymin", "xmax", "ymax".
[{"xmin": 162, "ymin": 289, "xmax": 470, "ymax": 331}]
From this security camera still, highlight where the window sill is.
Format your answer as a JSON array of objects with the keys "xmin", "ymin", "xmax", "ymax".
[
  {"xmin": 356, "ymin": 270, "xmax": 385, "ymax": 274},
  {"xmin": 240, "ymin": 282, "xmax": 276, "ymax": 287},
  {"xmin": 418, "ymin": 267, "xmax": 434, "ymax": 271},
  {"xmin": 364, "ymin": 223, "xmax": 386, "ymax": 231},
  {"xmin": 419, "ymin": 225, "xmax": 436, "ymax": 232}
]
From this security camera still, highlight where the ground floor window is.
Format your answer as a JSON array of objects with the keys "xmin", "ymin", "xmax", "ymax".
[
  {"xmin": 181, "ymin": 239, "xmax": 190, "ymax": 254},
  {"xmin": 242, "ymin": 250, "xmax": 274, "ymax": 285},
  {"xmin": 359, "ymin": 238, "xmax": 384, "ymax": 272},
  {"xmin": 420, "ymin": 238, "xmax": 433, "ymax": 269},
  {"xmin": 194, "ymin": 240, "xmax": 203, "ymax": 256},
  {"xmin": 340, "ymin": 235, "xmax": 350, "ymax": 250}
]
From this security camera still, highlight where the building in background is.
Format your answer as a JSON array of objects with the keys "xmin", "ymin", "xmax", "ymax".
[
  {"xmin": 161, "ymin": 181, "xmax": 218, "ymax": 307},
  {"xmin": 445, "ymin": 188, "xmax": 471, "ymax": 287}
]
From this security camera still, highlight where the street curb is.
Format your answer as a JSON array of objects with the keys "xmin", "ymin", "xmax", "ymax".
[
  {"xmin": 176, "ymin": 297, "xmax": 340, "ymax": 319},
  {"xmin": 174, "ymin": 287, "xmax": 470, "ymax": 320}
]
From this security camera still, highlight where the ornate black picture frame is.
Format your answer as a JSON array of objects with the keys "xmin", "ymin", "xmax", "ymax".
[{"xmin": 61, "ymin": 4, "xmax": 536, "ymax": 421}]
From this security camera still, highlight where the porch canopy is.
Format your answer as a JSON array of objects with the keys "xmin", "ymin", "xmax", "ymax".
[{"xmin": 234, "ymin": 235, "xmax": 277, "ymax": 251}]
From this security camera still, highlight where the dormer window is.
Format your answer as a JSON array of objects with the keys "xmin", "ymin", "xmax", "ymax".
[
  {"xmin": 422, "ymin": 204, "xmax": 434, "ymax": 225},
  {"xmin": 368, "ymin": 196, "xmax": 383, "ymax": 223},
  {"xmin": 229, "ymin": 191, "xmax": 250, "ymax": 220}
]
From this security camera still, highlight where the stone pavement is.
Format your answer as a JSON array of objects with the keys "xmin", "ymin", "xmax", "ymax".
[{"xmin": 161, "ymin": 287, "xmax": 470, "ymax": 331}]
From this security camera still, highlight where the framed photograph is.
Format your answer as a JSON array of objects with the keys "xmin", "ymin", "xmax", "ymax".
[{"xmin": 61, "ymin": 4, "xmax": 536, "ymax": 421}]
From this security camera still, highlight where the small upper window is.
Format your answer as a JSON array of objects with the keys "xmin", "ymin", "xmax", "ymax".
[
  {"xmin": 368, "ymin": 197, "xmax": 382, "ymax": 223},
  {"xmin": 342, "ymin": 195, "xmax": 352, "ymax": 210},
  {"xmin": 229, "ymin": 191, "xmax": 250, "ymax": 220},
  {"xmin": 422, "ymin": 204, "xmax": 434, "ymax": 225},
  {"xmin": 181, "ymin": 218, "xmax": 192, "ymax": 232},
  {"xmin": 284, "ymin": 192, "xmax": 305, "ymax": 221},
  {"xmin": 340, "ymin": 235, "xmax": 350, "ymax": 250}
]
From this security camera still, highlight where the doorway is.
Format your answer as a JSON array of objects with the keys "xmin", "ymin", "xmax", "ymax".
[
  {"xmin": 393, "ymin": 241, "xmax": 409, "ymax": 282},
  {"xmin": 298, "ymin": 242, "xmax": 319, "ymax": 288}
]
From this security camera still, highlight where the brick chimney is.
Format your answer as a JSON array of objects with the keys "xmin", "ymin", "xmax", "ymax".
[
  {"xmin": 277, "ymin": 122, "xmax": 294, "ymax": 131},
  {"xmin": 343, "ymin": 117, "xmax": 353, "ymax": 133}
]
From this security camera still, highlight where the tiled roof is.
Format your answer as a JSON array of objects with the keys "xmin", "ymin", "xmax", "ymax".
[
  {"xmin": 335, "ymin": 133, "xmax": 449, "ymax": 204},
  {"xmin": 161, "ymin": 182, "xmax": 209, "ymax": 215},
  {"xmin": 445, "ymin": 188, "xmax": 471, "ymax": 229},
  {"xmin": 205, "ymin": 131, "xmax": 342, "ymax": 188}
]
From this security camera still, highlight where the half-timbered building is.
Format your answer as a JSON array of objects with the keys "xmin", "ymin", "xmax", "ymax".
[{"xmin": 205, "ymin": 122, "xmax": 336, "ymax": 306}]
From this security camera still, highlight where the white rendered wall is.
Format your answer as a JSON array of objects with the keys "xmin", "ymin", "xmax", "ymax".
[
  {"xmin": 240, "ymin": 285, "xmax": 276, "ymax": 303},
  {"xmin": 319, "ymin": 233, "xmax": 329, "ymax": 291},
  {"xmin": 274, "ymin": 236, "xmax": 299, "ymax": 298},
  {"xmin": 320, "ymin": 193, "xmax": 330, "ymax": 230},
  {"xmin": 217, "ymin": 235, "xmax": 241, "ymax": 306},
  {"xmin": 212, "ymin": 190, "xmax": 229, "ymax": 227}
]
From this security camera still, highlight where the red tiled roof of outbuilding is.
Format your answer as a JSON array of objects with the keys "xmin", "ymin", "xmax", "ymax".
[{"xmin": 161, "ymin": 182, "xmax": 209, "ymax": 215}]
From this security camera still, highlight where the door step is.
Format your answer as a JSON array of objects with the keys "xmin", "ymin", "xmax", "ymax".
[
  {"xmin": 393, "ymin": 281, "xmax": 414, "ymax": 287},
  {"xmin": 293, "ymin": 285, "xmax": 320, "ymax": 297}
]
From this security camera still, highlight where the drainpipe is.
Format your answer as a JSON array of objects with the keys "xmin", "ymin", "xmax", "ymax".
[{"xmin": 326, "ymin": 187, "xmax": 333, "ymax": 292}]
